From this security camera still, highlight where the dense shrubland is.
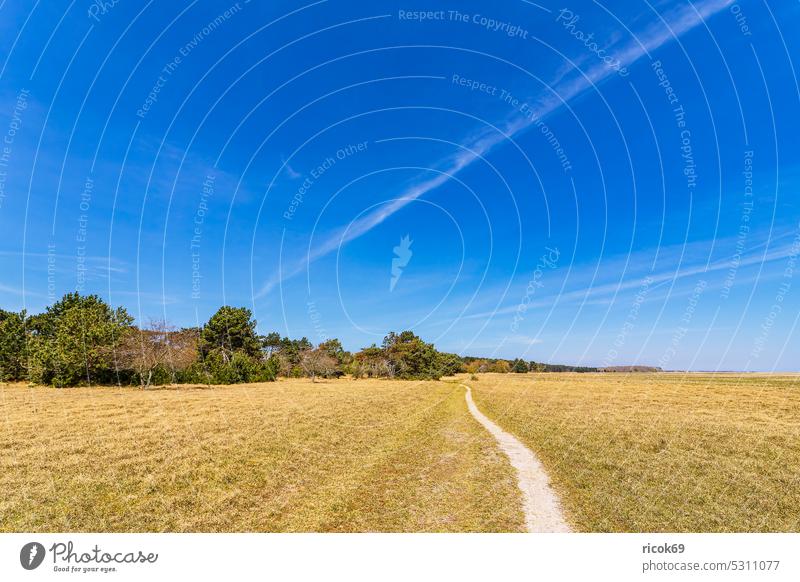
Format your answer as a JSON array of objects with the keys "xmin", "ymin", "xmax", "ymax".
[{"xmin": 0, "ymin": 293, "xmax": 607, "ymax": 388}]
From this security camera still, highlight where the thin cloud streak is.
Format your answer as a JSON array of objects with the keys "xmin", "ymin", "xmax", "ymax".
[
  {"xmin": 463, "ymin": 238, "xmax": 798, "ymax": 320},
  {"xmin": 257, "ymin": 0, "xmax": 733, "ymax": 298}
]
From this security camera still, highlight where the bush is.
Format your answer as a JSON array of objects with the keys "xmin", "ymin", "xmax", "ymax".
[
  {"xmin": 511, "ymin": 358, "xmax": 528, "ymax": 373},
  {"xmin": 201, "ymin": 351, "xmax": 276, "ymax": 384},
  {"xmin": 174, "ymin": 361, "xmax": 212, "ymax": 384},
  {"xmin": 436, "ymin": 352, "xmax": 465, "ymax": 376}
]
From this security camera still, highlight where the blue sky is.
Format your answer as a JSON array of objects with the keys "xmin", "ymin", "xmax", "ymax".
[{"xmin": 0, "ymin": 0, "xmax": 798, "ymax": 370}]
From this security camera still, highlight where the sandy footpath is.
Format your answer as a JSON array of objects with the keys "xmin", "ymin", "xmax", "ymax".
[{"xmin": 462, "ymin": 384, "xmax": 572, "ymax": 533}]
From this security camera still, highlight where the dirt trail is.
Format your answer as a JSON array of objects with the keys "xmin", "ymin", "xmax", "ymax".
[{"xmin": 462, "ymin": 383, "xmax": 572, "ymax": 533}]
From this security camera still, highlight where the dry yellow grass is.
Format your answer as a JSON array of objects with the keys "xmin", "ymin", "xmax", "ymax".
[
  {"xmin": 6, "ymin": 373, "xmax": 795, "ymax": 533},
  {"xmin": 0, "ymin": 378, "xmax": 524, "ymax": 532},
  {"xmin": 468, "ymin": 372, "xmax": 800, "ymax": 532}
]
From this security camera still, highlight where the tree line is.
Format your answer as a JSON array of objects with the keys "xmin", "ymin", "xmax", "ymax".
[
  {"xmin": 461, "ymin": 356, "xmax": 599, "ymax": 374},
  {"xmin": 0, "ymin": 293, "xmax": 606, "ymax": 388},
  {"xmin": 0, "ymin": 293, "xmax": 453, "ymax": 387}
]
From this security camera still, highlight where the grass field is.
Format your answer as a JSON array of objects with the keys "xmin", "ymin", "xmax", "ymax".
[
  {"xmin": 0, "ymin": 379, "xmax": 524, "ymax": 532},
  {"xmin": 468, "ymin": 373, "xmax": 800, "ymax": 532},
  {"xmin": 3, "ymin": 373, "xmax": 798, "ymax": 532}
]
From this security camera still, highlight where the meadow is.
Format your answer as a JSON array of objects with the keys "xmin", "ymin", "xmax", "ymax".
[
  {"xmin": 0, "ymin": 379, "xmax": 524, "ymax": 532},
  {"xmin": 469, "ymin": 373, "xmax": 800, "ymax": 532},
  {"xmin": 2, "ymin": 373, "xmax": 798, "ymax": 532}
]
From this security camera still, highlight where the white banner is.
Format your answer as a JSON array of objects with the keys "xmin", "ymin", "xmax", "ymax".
[{"xmin": 0, "ymin": 533, "xmax": 797, "ymax": 581}]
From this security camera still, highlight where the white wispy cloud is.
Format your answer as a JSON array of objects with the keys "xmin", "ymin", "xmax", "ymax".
[
  {"xmin": 257, "ymin": 0, "xmax": 734, "ymax": 297},
  {"xmin": 278, "ymin": 154, "xmax": 302, "ymax": 180},
  {"xmin": 462, "ymin": 231, "xmax": 799, "ymax": 320},
  {"xmin": 284, "ymin": 161, "xmax": 302, "ymax": 179},
  {"xmin": 0, "ymin": 283, "xmax": 30, "ymax": 296}
]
